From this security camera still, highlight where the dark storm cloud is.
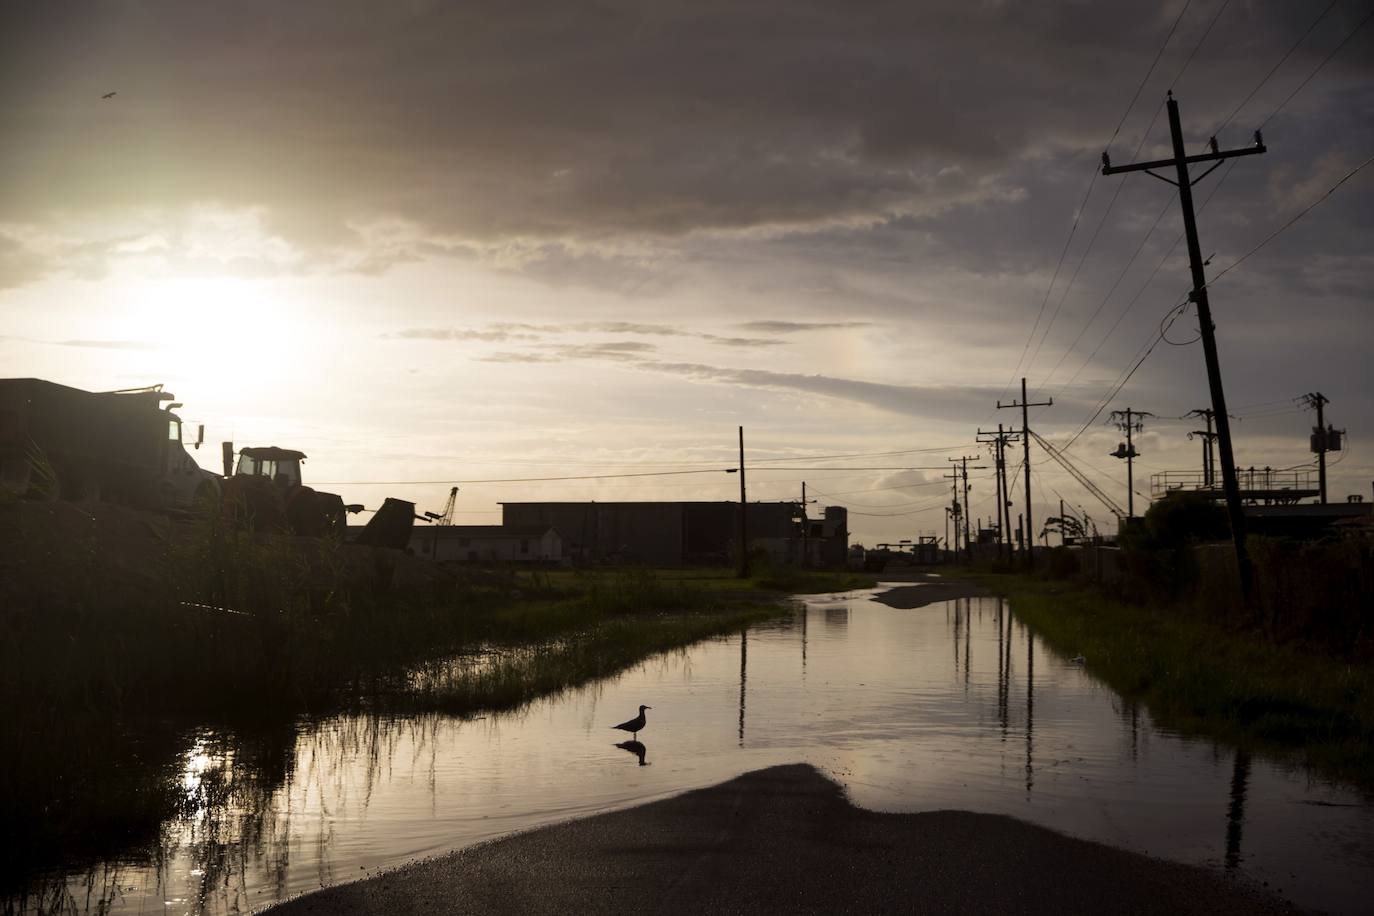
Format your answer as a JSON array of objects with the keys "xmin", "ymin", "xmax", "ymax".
[{"xmin": 7, "ymin": 0, "xmax": 1366, "ymax": 269}]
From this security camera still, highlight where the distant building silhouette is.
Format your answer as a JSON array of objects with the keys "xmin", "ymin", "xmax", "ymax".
[{"xmin": 499, "ymin": 501, "xmax": 848, "ymax": 566}]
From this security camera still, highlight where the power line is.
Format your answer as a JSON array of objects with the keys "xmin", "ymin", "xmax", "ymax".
[
  {"xmin": 1205, "ymin": 153, "xmax": 1374, "ymax": 286},
  {"xmin": 1058, "ymin": 297, "xmax": 1191, "ymax": 452},
  {"xmin": 1109, "ymin": 0, "xmax": 1196, "ymax": 144},
  {"xmin": 1257, "ymin": 3, "xmax": 1374, "ymax": 131},
  {"xmin": 809, "ymin": 475, "xmax": 995, "ymax": 510},
  {"xmin": 399, "ymin": 443, "xmax": 974, "ymax": 469},
  {"xmin": 995, "ymin": 0, "xmax": 1196, "ymax": 411},
  {"xmin": 316, "ymin": 468, "xmax": 737, "ymax": 485},
  {"xmin": 1045, "ymin": 157, "xmax": 1237, "ymax": 408},
  {"xmin": 1169, "ymin": 0, "xmax": 1234, "ymax": 88},
  {"xmin": 1213, "ymin": 0, "xmax": 1341, "ymax": 137},
  {"xmin": 1044, "ymin": 4, "xmax": 1369, "ymax": 410},
  {"xmin": 315, "ymin": 465, "xmax": 963, "ymax": 486}
]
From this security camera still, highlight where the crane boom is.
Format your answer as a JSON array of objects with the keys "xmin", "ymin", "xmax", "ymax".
[
  {"xmin": 1030, "ymin": 431, "xmax": 1126, "ymax": 520},
  {"xmin": 439, "ymin": 486, "xmax": 458, "ymax": 525}
]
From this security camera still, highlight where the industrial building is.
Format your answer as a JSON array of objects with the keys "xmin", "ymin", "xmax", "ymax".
[
  {"xmin": 499, "ymin": 501, "xmax": 848, "ymax": 567},
  {"xmin": 411, "ymin": 524, "xmax": 563, "ymax": 564}
]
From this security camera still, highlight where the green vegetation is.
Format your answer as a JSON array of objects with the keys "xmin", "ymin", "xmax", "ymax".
[{"xmin": 950, "ymin": 557, "xmax": 1374, "ymax": 792}]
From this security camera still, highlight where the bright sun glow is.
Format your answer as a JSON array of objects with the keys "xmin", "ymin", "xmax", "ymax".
[{"xmin": 114, "ymin": 276, "xmax": 314, "ymax": 405}]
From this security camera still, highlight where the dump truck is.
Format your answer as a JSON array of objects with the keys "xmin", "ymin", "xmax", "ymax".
[{"xmin": 0, "ymin": 378, "xmax": 218, "ymax": 509}]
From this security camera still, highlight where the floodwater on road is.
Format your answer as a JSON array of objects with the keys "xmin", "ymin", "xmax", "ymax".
[{"xmin": 14, "ymin": 587, "xmax": 1374, "ymax": 915}]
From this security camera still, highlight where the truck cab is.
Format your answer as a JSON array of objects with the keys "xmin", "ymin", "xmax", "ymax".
[{"xmin": 234, "ymin": 447, "xmax": 305, "ymax": 488}]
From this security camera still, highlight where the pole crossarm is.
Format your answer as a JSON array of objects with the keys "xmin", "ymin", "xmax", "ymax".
[
  {"xmin": 1104, "ymin": 140, "xmax": 1264, "ymax": 177},
  {"xmin": 1102, "ymin": 135, "xmax": 1265, "ymax": 176}
]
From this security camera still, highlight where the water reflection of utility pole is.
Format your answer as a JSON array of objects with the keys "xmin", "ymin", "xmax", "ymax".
[
  {"xmin": 1224, "ymin": 750, "xmax": 1251, "ymax": 871},
  {"xmin": 1025, "ymin": 630, "xmax": 1035, "ymax": 796},
  {"xmin": 801, "ymin": 603, "xmax": 808, "ymax": 676},
  {"xmin": 997, "ymin": 601, "xmax": 1010, "ymax": 738},
  {"xmin": 738, "ymin": 629, "xmax": 748, "ymax": 747},
  {"xmin": 963, "ymin": 600, "xmax": 970, "ymax": 691},
  {"xmin": 951, "ymin": 600, "xmax": 960, "ymax": 677}
]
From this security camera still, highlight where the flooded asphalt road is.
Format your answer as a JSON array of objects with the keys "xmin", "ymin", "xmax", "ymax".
[
  {"xmin": 266, "ymin": 763, "xmax": 1295, "ymax": 916},
  {"xmin": 17, "ymin": 583, "xmax": 1374, "ymax": 914}
]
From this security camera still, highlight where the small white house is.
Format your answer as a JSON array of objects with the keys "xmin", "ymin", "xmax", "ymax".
[{"xmin": 411, "ymin": 524, "xmax": 563, "ymax": 564}]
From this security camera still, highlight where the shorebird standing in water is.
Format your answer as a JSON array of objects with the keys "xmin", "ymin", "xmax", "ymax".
[{"xmin": 611, "ymin": 705, "xmax": 651, "ymax": 738}]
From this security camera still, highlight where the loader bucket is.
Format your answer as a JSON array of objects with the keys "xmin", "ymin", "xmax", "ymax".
[{"xmin": 354, "ymin": 497, "xmax": 416, "ymax": 550}]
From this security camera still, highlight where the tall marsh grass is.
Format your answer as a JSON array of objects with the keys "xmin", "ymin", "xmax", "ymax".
[{"xmin": 1, "ymin": 502, "xmax": 796, "ymax": 893}]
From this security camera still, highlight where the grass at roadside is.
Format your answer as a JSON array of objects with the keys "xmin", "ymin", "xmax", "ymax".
[{"xmin": 953, "ymin": 569, "xmax": 1374, "ymax": 792}]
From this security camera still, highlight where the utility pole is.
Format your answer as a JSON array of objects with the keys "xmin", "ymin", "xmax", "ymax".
[
  {"xmin": 1185, "ymin": 408, "xmax": 1218, "ymax": 489},
  {"xmin": 1108, "ymin": 409, "xmax": 1154, "ymax": 518},
  {"xmin": 799, "ymin": 481, "xmax": 818, "ymax": 566},
  {"xmin": 1103, "ymin": 91, "xmax": 1265, "ymax": 599},
  {"xmin": 944, "ymin": 469, "xmax": 962, "ymax": 557},
  {"xmin": 998, "ymin": 378, "xmax": 1052, "ymax": 569},
  {"xmin": 978, "ymin": 424, "xmax": 1017, "ymax": 564},
  {"xmin": 948, "ymin": 456, "xmax": 985, "ymax": 563},
  {"xmin": 737, "ymin": 426, "xmax": 749, "ymax": 579},
  {"xmin": 943, "ymin": 507, "xmax": 950, "ymax": 561},
  {"xmin": 1303, "ymin": 393, "xmax": 1330, "ymax": 504}
]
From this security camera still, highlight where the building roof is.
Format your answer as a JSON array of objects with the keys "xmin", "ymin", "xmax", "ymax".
[
  {"xmin": 417, "ymin": 524, "xmax": 558, "ymax": 539},
  {"xmin": 497, "ymin": 500, "xmax": 802, "ymax": 507}
]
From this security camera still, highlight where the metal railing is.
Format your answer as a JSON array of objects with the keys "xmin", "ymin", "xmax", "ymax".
[{"xmin": 1150, "ymin": 468, "xmax": 1317, "ymax": 498}]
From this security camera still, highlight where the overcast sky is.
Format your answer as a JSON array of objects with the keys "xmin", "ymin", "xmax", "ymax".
[{"xmin": 3, "ymin": 0, "xmax": 1371, "ymax": 543}]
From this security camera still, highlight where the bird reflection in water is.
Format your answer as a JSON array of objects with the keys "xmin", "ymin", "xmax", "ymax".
[{"xmin": 615, "ymin": 740, "xmax": 649, "ymax": 766}]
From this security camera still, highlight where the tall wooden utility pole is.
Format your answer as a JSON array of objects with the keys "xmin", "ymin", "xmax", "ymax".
[
  {"xmin": 1103, "ymin": 91, "xmax": 1265, "ymax": 599},
  {"xmin": 998, "ymin": 378, "xmax": 1051, "ymax": 569},
  {"xmin": 737, "ymin": 426, "xmax": 749, "ymax": 578}
]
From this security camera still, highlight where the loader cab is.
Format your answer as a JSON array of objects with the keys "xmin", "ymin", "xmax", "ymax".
[{"xmin": 234, "ymin": 447, "xmax": 306, "ymax": 489}]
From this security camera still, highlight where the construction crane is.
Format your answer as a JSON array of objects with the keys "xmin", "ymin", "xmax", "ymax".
[
  {"xmin": 1029, "ymin": 431, "xmax": 1126, "ymax": 521},
  {"xmin": 422, "ymin": 486, "xmax": 459, "ymax": 525}
]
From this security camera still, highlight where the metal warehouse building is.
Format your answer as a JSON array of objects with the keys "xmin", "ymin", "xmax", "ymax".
[{"xmin": 499, "ymin": 501, "xmax": 848, "ymax": 567}]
